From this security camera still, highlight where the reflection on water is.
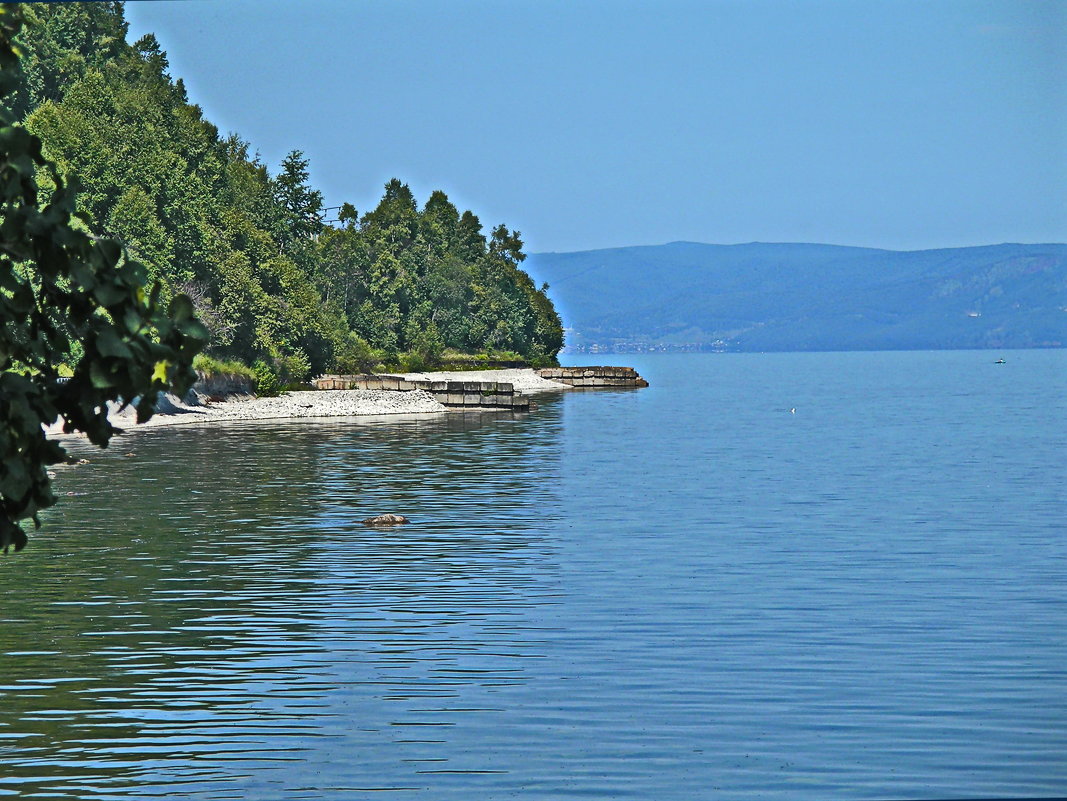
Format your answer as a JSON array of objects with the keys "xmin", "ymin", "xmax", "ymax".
[
  {"xmin": 1, "ymin": 406, "xmax": 564, "ymax": 799},
  {"xmin": 1, "ymin": 351, "xmax": 1066, "ymax": 799}
]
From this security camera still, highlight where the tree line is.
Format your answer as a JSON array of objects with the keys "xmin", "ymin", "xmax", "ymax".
[{"xmin": 5, "ymin": 2, "xmax": 563, "ymax": 385}]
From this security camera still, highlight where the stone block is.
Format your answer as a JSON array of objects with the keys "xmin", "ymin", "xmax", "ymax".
[
  {"xmin": 446, "ymin": 393, "xmax": 464, "ymax": 405},
  {"xmin": 464, "ymin": 393, "xmax": 480, "ymax": 405},
  {"xmin": 431, "ymin": 381, "xmax": 448, "ymax": 392}
]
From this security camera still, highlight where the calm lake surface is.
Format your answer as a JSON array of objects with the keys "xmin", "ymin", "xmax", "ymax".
[{"xmin": 2, "ymin": 350, "xmax": 1065, "ymax": 799}]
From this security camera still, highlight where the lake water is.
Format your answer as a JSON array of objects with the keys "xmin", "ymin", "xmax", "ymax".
[{"xmin": 1, "ymin": 350, "xmax": 1065, "ymax": 799}]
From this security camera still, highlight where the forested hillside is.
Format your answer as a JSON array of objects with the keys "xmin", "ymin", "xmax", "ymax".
[
  {"xmin": 6, "ymin": 3, "xmax": 562, "ymax": 383},
  {"xmin": 526, "ymin": 241, "xmax": 1067, "ymax": 352}
]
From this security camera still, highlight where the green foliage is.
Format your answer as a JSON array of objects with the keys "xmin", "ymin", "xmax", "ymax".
[
  {"xmin": 250, "ymin": 359, "xmax": 281, "ymax": 397},
  {"xmin": 311, "ymin": 180, "xmax": 565, "ymax": 364},
  {"xmin": 191, "ymin": 353, "xmax": 255, "ymax": 380},
  {"xmin": 396, "ymin": 350, "xmax": 429, "ymax": 373},
  {"xmin": 6, "ymin": 2, "xmax": 564, "ymax": 396},
  {"xmin": 12, "ymin": 5, "xmax": 337, "ymax": 377},
  {"xmin": 334, "ymin": 333, "xmax": 383, "ymax": 374},
  {"xmin": 0, "ymin": 6, "xmax": 207, "ymax": 552},
  {"xmin": 410, "ymin": 320, "xmax": 444, "ymax": 365},
  {"xmin": 272, "ymin": 149, "xmax": 322, "ymax": 253},
  {"xmin": 1, "ymin": 2, "xmax": 128, "ymax": 120},
  {"xmin": 275, "ymin": 350, "xmax": 311, "ymax": 385}
]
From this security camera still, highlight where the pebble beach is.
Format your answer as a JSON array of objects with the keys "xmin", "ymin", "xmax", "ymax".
[{"xmin": 46, "ymin": 369, "xmax": 570, "ymax": 436}]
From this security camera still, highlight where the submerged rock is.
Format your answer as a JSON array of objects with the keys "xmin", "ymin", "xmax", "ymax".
[{"xmin": 362, "ymin": 514, "xmax": 409, "ymax": 526}]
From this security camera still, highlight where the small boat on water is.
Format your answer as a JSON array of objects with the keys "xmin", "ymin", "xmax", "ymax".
[{"xmin": 995, "ymin": 358, "xmax": 1006, "ymax": 364}]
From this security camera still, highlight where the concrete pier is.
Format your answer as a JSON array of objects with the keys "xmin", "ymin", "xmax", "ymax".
[
  {"xmin": 313, "ymin": 374, "xmax": 530, "ymax": 410},
  {"xmin": 536, "ymin": 366, "xmax": 649, "ymax": 388}
]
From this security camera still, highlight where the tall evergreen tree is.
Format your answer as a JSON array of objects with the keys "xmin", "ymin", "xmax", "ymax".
[{"xmin": 272, "ymin": 149, "xmax": 323, "ymax": 252}]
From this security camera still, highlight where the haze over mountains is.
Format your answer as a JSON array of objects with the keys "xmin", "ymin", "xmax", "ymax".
[{"xmin": 524, "ymin": 242, "xmax": 1067, "ymax": 353}]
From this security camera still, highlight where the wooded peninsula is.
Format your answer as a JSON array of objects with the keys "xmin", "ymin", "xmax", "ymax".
[{"xmin": 5, "ymin": 3, "xmax": 564, "ymax": 389}]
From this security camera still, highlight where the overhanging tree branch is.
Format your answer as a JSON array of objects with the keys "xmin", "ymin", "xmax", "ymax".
[{"xmin": 0, "ymin": 6, "xmax": 207, "ymax": 552}]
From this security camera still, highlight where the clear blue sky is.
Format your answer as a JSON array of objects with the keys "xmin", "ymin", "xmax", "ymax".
[{"xmin": 125, "ymin": 0, "xmax": 1065, "ymax": 253}]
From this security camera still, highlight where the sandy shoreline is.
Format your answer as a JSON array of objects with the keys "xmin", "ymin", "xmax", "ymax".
[{"xmin": 45, "ymin": 368, "xmax": 569, "ymax": 436}]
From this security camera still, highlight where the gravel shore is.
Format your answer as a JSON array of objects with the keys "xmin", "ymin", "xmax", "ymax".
[
  {"xmin": 108, "ymin": 388, "xmax": 450, "ymax": 429},
  {"xmin": 45, "ymin": 368, "xmax": 568, "ymax": 435}
]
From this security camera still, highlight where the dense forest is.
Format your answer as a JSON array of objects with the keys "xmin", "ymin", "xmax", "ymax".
[{"xmin": 4, "ymin": 2, "xmax": 563, "ymax": 384}]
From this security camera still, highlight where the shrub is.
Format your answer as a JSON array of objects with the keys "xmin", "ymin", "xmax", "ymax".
[
  {"xmin": 276, "ymin": 350, "xmax": 311, "ymax": 385},
  {"xmin": 251, "ymin": 360, "xmax": 281, "ymax": 397},
  {"xmin": 410, "ymin": 322, "xmax": 444, "ymax": 363},
  {"xmin": 397, "ymin": 349, "xmax": 429, "ymax": 373},
  {"xmin": 334, "ymin": 334, "xmax": 384, "ymax": 374}
]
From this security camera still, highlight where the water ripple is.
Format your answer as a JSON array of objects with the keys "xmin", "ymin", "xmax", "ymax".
[{"xmin": 1, "ymin": 352, "xmax": 1065, "ymax": 799}]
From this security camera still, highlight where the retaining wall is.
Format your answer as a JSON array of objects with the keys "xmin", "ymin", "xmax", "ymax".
[
  {"xmin": 192, "ymin": 370, "xmax": 254, "ymax": 397},
  {"xmin": 537, "ymin": 366, "xmax": 649, "ymax": 388},
  {"xmin": 313, "ymin": 374, "xmax": 530, "ymax": 410}
]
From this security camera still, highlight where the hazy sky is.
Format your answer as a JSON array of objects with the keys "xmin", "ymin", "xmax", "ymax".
[{"xmin": 124, "ymin": 0, "xmax": 1065, "ymax": 253}]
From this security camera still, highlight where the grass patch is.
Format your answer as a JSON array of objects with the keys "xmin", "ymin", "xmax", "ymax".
[{"xmin": 192, "ymin": 354, "xmax": 257, "ymax": 379}]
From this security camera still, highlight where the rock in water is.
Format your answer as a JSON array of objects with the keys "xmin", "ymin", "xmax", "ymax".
[{"xmin": 362, "ymin": 514, "xmax": 409, "ymax": 526}]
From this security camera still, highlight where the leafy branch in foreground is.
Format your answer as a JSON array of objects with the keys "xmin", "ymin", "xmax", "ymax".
[{"xmin": 0, "ymin": 7, "xmax": 207, "ymax": 552}]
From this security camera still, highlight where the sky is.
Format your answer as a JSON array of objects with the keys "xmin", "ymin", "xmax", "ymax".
[{"xmin": 124, "ymin": 0, "xmax": 1066, "ymax": 254}]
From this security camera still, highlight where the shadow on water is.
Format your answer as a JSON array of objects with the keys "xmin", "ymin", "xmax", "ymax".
[{"xmin": 0, "ymin": 399, "xmax": 565, "ymax": 799}]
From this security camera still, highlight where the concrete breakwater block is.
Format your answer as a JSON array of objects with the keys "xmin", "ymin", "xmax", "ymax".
[
  {"xmin": 312, "ymin": 374, "xmax": 530, "ymax": 410},
  {"xmin": 537, "ymin": 366, "xmax": 649, "ymax": 388}
]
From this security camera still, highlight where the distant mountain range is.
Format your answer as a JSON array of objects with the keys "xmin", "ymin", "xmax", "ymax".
[{"xmin": 524, "ymin": 242, "xmax": 1067, "ymax": 352}]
